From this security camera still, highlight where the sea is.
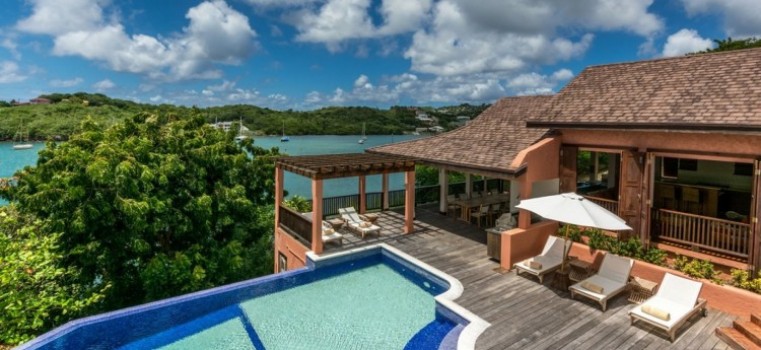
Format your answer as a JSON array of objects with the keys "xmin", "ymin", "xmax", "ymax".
[{"xmin": 0, "ymin": 135, "xmax": 423, "ymax": 205}]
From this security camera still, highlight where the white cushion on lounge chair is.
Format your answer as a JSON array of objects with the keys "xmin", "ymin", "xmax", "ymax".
[
  {"xmin": 628, "ymin": 273, "xmax": 705, "ymax": 341},
  {"xmin": 339, "ymin": 207, "xmax": 381, "ymax": 238},
  {"xmin": 513, "ymin": 236, "xmax": 571, "ymax": 283},
  {"xmin": 320, "ymin": 220, "xmax": 343, "ymax": 244},
  {"xmin": 569, "ymin": 254, "xmax": 634, "ymax": 311}
]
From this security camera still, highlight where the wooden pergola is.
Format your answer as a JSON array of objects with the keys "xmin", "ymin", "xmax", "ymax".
[{"xmin": 274, "ymin": 153, "xmax": 416, "ymax": 255}]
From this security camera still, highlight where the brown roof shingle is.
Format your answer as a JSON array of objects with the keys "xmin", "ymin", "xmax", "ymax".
[
  {"xmin": 530, "ymin": 47, "xmax": 761, "ymax": 130},
  {"xmin": 369, "ymin": 96, "xmax": 551, "ymax": 176}
]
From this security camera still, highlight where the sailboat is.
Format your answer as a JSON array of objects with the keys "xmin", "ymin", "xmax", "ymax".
[
  {"xmin": 358, "ymin": 122, "xmax": 367, "ymax": 144},
  {"xmin": 12, "ymin": 120, "xmax": 33, "ymax": 150},
  {"xmin": 280, "ymin": 121, "xmax": 290, "ymax": 142},
  {"xmin": 234, "ymin": 117, "xmax": 248, "ymax": 142}
]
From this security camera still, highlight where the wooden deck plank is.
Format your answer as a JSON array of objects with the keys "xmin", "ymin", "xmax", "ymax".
[{"xmin": 326, "ymin": 208, "xmax": 734, "ymax": 350}]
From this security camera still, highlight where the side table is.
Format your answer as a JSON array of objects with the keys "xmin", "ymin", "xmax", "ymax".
[
  {"xmin": 360, "ymin": 213, "xmax": 379, "ymax": 223},
  {"xmin": 569, "ymin": 259, "xmax": 594, "ymax": 282},
  {"xmin": 627, "ymin": 276, "xmax": 659, "ymax": 304},
  {"xmin": 327, "ymin": 218, "xmax": 345, "ymax": 230}
]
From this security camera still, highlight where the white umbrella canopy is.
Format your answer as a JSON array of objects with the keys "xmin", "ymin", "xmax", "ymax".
[{"xmin": 515, "ymin": 192, "xmax": 632, "ymax": 231}]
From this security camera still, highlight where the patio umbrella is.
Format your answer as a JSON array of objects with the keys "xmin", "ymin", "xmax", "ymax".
[
  {"xmin": 515, "ymin": 192, "xmax": 632, "ymax": 231},
  {"xmin": 515, "ymin": 192, "xmax": 632, "ymax": 270}
]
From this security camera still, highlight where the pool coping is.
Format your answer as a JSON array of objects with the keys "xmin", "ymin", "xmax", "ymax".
[{"xmin": 307, "ymin": 243, "xmax": 491, "ymax": 350}]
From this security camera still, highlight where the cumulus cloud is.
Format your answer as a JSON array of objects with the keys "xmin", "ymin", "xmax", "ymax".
[
  {"xmin": 662, "ymin": 29, "xmax": 714, "ymax": 57},
  {"xmin": 49, "ymin": 77, "xmax": 84, "ymax": 87},
  {"xmin": 680, "ymin": 0, "xmax": 761, "ymax": 37},
  {"xmin": 17, "ymin": 0, "xmax": 258, "ymax": 81},
  {"xmin": 1, "ymin": 37, "xmax": 21, "ymax": 60},
  {"xmin": 93, "ymin": 79, "xmax": 116, "ymax": 90},
  {"xmin": 243, "ymin": 0, "xmax": 318, "ymax": 7},
  {"xmin": 0, "ymin": 61, "xmax": 27, "ymax": 83}
]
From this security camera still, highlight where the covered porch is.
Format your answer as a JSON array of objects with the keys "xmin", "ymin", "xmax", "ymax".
[{"xmin": 273, "ymin": 153, "xmax": 416, "ymax": 271}]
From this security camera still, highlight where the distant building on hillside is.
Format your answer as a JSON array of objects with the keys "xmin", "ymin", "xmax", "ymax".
[
  {"xmin": 454, "ymin": 116, "xmax": 471, "ymax": 126},
  {"xmin": 210, "ymin": 120, "xmax": 249, "ymax": 133},
  {"xmin": 30, "ymin": 97, "xmax": 51, "ymax": 105}
]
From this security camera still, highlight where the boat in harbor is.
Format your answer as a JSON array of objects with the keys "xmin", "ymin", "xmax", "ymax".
[
  {"xmin": 358, "ymin": 122, "xmax": 367, "ymax": 144},
  {"xmin": 12, "ymin": 120, "xmax": 33, "ymax": 150},
  {"xmin": 280, "ymin": 121, "xmax": 290, "ymax": 142},
  {"xmin": 234, "ymin": 117, "xmax": 248, "ymax": 142}
]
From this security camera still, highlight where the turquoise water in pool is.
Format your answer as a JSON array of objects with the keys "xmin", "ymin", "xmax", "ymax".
[{"xmin": 125, "ymin": 263, "xmax": 437, "ymax": 350}]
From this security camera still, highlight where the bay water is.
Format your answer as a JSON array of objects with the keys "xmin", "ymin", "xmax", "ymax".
[{"xmin": 0, "ymin": 135, "xmax": 422, "ymax": 204}]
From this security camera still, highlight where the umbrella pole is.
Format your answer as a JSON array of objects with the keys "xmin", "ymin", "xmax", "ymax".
[{"xmin": 562, "ymin": 224, "xmax": 570, "ymax": 272}]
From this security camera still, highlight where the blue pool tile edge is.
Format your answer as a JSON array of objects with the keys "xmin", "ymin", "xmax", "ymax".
[{"xmin": 308, "ymin": 244, "xmax": 490, "ymax": 350}]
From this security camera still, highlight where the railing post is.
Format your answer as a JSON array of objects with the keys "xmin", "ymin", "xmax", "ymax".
[
  {"xmin": 404, "ymin": 170, "xmax": 415, "ymax": 234},
  {"xmin": 311, "ymin": 179, "xmax": 323, "ymax": 254},
  {"xmin": 382, "ymin": 172, "xmax": 389, "ymax": 210}
]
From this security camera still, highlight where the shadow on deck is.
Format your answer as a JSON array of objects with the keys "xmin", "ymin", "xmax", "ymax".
[{"xmin": 323, "ymin": 207, "xmax": 734, "ymax": 350}]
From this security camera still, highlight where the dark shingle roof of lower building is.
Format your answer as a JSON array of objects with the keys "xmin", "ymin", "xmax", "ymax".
[
  {"xmin": 530, "ymin": 48, "xmax": 761, "ymax": 130},
  {"xmin": 368, "ymin": 96, "xmax": 551, "ymax": 175}
]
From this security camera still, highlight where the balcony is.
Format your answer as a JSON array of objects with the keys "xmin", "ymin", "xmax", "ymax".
[{"xmin": 651, "ymin": 208, "xmax": 751, "ymax": 260}]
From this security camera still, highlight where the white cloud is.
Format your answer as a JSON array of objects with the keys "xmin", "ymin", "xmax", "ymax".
[
  {"xmin": 93, "ymin": 79, "xmax": 116, "ymax": 90},
  {"xmin": 18, "ymin": 0, "xmax": 258, "ymax": 81},
  {"xmin": 681, "ymin": 0, "xmax": 761, "ymax": 37},
  {"xmin": 662, "ymin": 29, "xmax": 714, "ymax": 57},
  {"xmin": 551, "ymin": 68, "xmax": 574, "ymax": 81},
  {"xmin": 202, "ymin": 89, "xmax": 214, "ymax": 96},
  {"xmin": 16, "ymin": 0, "xmax": 105, "ymax": 35},
  {"xmin": 0, "ymin": 61, "xmax": 27, "ymax": 83},
  {"xmin": 1, "ymin": 37, "xmax": 21, "ymax": 60},
  {"xmin": 149, "ymin": 95, "xmax": 163, "ymax": 102},
  {"xmin": 243, "ymin": 0, "xmax": 317, "ymax": 7},
  {"xmin": 376, "ymin": 0, "xmax": 433, "ymax": 36},
  {"xmin": 49, "ymin": 77, "xmax": 84, "ymax": 87}
]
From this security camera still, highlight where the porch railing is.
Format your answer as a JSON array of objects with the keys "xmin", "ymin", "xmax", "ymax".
[
  {"xmin": 651, "ymin": 208, "xmax": 751, "ymax": 259},
  {"xmin": 583, "ymin": 195, "xmax": 619, "ymax": 214},
  {"xmin": 278, "ymin": 206, "xmax": 312, "ymax": 246}
]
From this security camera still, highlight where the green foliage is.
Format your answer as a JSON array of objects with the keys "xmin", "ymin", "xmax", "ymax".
[
  {"xmin": 3, "ymin": 112, "xmax": 280, "ymax": 311},
  {"xmin": 673, "ymin": 255, "xmax": 717, "ymax": 281},
  {"xmin": 282, "ymin": 195, "xmax": 312, "ymax": 213},
  {"xmin": 730, "ymin": 269, "xmax": 761, "ymax": 294},
  {"xmin": 559, "ymin": 224, "xmax": 583, "ymax": 242},
  {"xmin": 1, "ymin": 93, "xmax": 490, "ymax": 141},
  {"xmin": 583, "ymin": 227, "xmax": 666, "ymax": 266},
  {"xmin": 699, "ymin": 37, "xmax": 761, "ymax": 54},
  {"xmin": 0, "ymin": 205, "xmax": 108, "ymax": 345}
]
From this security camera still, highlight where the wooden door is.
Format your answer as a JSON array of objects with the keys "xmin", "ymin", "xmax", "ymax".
[
  {"xmin": 641, "ymin": 153, "xmax": 654, "ymax": 244},
  {"xmin": 619, "ymin": 151, "xmax": 644, "ymax": 240},
  {"xmin": 751, "ymin": 159, "xmax": 761, "ymax": 276},
  {"xmin": 559, "ymin": 146, "xmax": 577, "ymax": 193}
]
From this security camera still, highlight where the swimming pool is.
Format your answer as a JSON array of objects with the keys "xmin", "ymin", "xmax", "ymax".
[{"xmin": 19, "ymin": 244, "xmax": 488, "ymax": 350}]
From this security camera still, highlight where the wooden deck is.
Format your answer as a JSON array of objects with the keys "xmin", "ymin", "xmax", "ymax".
[{"xmin": 326, "ymin": 208, "xmax": 735, "ymax": 350}]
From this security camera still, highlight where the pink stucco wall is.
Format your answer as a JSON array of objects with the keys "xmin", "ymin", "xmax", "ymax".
[
  {"xmin": 274, "ymin": 227, "xmax": 309, "ymax": 271},
  {"xmin": 500, "ymin": 221, "xmax": 559, "ymax": 270},
  {"xmin": 512, "ymin": 137, "xmax": 561, "ymax": 229}
]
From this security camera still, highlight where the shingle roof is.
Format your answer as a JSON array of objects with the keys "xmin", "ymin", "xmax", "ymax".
[
  {"xmin": 529, "ymin": 48, "xmax": 761, "ymax": 130},
  {"xmin": 368, "ymin": 96, "xmax": 551, "ymax": 176}
]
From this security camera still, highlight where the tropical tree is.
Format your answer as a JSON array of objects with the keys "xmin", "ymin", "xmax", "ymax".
[
  {"xmin": 3, "ymin": 112, "xmax": 280, "ymax": 309},
  {"xmin": 697, "ymin": 37, "xmax": 761, "ymax": 53}
]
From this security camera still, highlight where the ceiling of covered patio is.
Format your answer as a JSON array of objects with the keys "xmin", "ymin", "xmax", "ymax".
[{"xmin": 275, "ymin": 153, "xmax": 416, "ymax": 180}]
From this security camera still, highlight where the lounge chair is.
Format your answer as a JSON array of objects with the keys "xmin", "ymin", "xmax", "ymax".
[
  {"xmin": 514, "ymin": 236, "xmax": 570, "ymax": 283},
  {"xmin": 321, "ymin": 220, "xmax": 344, "ymax": 245},
  {"xmin": 628, "ymin": 273, "xmax": 707, "ymax": 342},
  {"xmin": 339, "ymin": 207, "xmax": 381, "ymax": 238},
  {"xmin": 569, "ymin": 254, "xmax": 634, "ymax": 311}
]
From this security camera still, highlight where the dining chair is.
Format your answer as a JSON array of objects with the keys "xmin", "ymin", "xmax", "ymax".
[
  {"xmin": 447, "ymin": 194, "xmax": 461, "ymax": 218},
  {"xmin": 471, "ymin": 204, "xmax": 491, "ymax": 227}
]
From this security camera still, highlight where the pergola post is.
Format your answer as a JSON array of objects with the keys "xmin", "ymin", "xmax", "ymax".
[
  {"xmin": 274, "ymin": 166, "xmax": 284, "ymax": 271},
  {"xmin": 311, "ymin": 179, "xmax": 323, "ymax": 254},
  {"xmin": 404, "ymin": 170, "xmax": 415, "ymax": 233},
  {"xmin": 439, "ymin": 168, "xmax": 448, "ymax": 214},
  {"xmin": 358, "ymin": 175, "xmax": 367, "ymax": 214},
  {"xmin": 465, "ymin": 173, "xmax": 472, "ymax": 199},
  {"xmin": 382, "ymin": 172, "xmax": 389, "ymax": 210}
]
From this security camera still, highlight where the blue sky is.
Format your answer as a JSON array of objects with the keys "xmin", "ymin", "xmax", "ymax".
[{"xmin": 0, "ymin": 0, "xmax": 758, "ymax": 109}]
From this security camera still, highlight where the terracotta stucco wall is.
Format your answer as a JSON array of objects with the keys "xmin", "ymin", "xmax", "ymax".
[
  {"xmin": 500, "ymin": 221, "xmax": 559, "ymax": 270},
  {"xmin": 513, "ymin": 137, "xmax": 561, "ymax": 228},
  {"xmin": 274, "ymin": 227, "xmax": 309, "ymax": 271}
]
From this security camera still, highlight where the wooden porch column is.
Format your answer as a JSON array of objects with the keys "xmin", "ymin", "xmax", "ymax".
[
  {"xmin": 404, "ymin": 170, "xmax": 415, "ymax": 233},
  {"xmin": 311, "ymin": 179, "xmax": 324, "ymax": 254},
  {"xmin": 439, "ymin": 168, "xmax": 448, "ymax": 214},
  {"xmin": 752, "ymin": 159, "xmax": 761, "ymax": 277},
  {"xmin": 465, "ymin": 173, "xmax": 472, "ymax": 199},
  {"xmin": 274, "ymin": 166, "xmax": 284, "ymax": 271},
  {"xmin": 358, "ymin": 175, "xmax": 367, "ymax": 214},
  {"xmin": 382, "ymin": 172, "xmax": 389, "ymax": 210}
]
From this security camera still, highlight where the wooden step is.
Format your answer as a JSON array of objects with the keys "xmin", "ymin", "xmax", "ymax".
[
  {"xmin": 716, "ymin": 327, "xmax": 760, "ymax": 350},
  {"xmin": 752, "ymin": 313, "xmax": 761, "ymax": 327},
  {"xmin": 734, "ymin": 320, "xmax": 761, "ymax": 346}
]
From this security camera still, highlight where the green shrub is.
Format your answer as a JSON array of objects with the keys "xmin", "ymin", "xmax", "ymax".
[
  {"xmin": 558, "ymin": 224, "xmax": 582, "ymax": 242},
  {"xmin": 579, "ymin": 226, "xmax": 666, "ymax": 266},
  {"xmin": 282, "ymin": 195, "xmax": 312, "ymax": 213},
  {"xmin": 673, "ymin": 255, "xmax": 717, "ymax": 281},
  {"xmin": 731, "ymin": 269, "xmax": 761, "ymax": 294}
]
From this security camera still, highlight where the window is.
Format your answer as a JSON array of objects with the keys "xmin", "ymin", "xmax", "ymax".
[
  {"xmin": 661, "ymin": 157, "xmax": 679, "ymax": 179},
  {"xmin": 679, "ymin": 159, "xmax": 698, "ymax": 171},
  {"xmin": 278, "ymin": 253, "xmax": 287, "ymax": 273},
  {"xmin": 734, "ymin": 163, "xmax": 753, "ymax": 176}
]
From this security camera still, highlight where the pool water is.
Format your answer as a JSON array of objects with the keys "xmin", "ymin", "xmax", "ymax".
[{"xmin": 21, "ymin": 246, "xmax": 466, "ymax": 350}]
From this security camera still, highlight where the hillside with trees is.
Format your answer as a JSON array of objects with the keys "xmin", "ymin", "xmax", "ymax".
[{"xmin": 0, "ymin": 92, "xmax": 490, "ymax": 141}]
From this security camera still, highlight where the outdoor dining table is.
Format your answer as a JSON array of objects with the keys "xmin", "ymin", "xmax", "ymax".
[{"xmin": 451, "ymin": 193, "xmax": 510, "ymax": 221}]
